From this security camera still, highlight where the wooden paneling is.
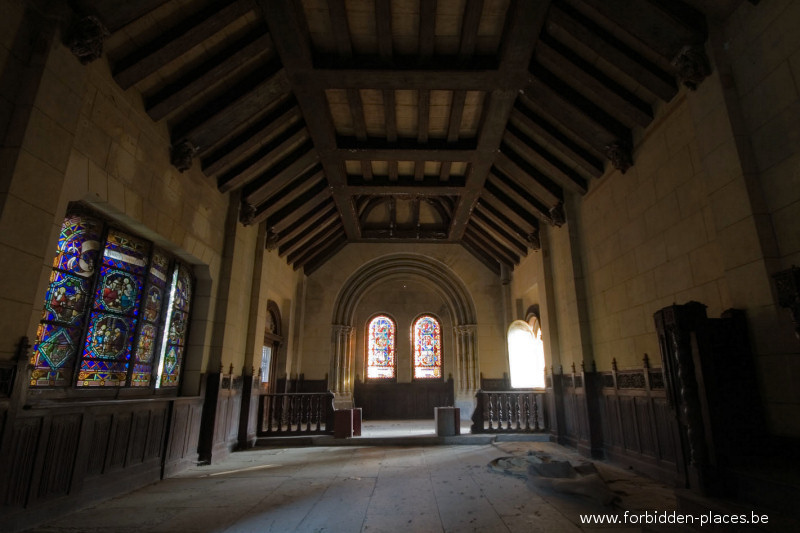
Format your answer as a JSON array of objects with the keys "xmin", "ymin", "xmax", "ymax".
[{"xmin": 354, "ymin": 379, "xmax": 454, "ymax": 419}]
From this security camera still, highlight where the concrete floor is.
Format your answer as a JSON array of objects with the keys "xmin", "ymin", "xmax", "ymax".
[{"xmin": 21, "ymin": 421, "xmax": 684, "ymax": 533}]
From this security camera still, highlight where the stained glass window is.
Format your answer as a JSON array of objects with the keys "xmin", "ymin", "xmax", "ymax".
[
  {"xmin": 413, "ymin": 315, "xmax": 442, "ymax": 379},
  {"xmin": 156, "ymin": 263, "xmax": 192, "ymax": 388},
  {"xmin": 32, "ymin": 209, "xmax": 193, "ymax": 389},
  {"xmin": 367, "ymin": 315, "xmax": 395, "ymax": 379}
]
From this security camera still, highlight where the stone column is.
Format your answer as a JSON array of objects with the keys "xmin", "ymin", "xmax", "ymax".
[
  {"xmin": 453, "ymin": 324, "xmax": 478, "ymax": 417},
  {"xmin": 330, "ymin": 324, "xmax": 354, "ymax": 408}
]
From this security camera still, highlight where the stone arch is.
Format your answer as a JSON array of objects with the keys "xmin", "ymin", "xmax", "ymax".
[{"xmin": 330, "ymin": 253, "xmax": 479, "ymax": 409}]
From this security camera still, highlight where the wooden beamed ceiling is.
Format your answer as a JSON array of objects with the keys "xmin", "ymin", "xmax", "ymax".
[{"xmin": 74, "ymin": 0, "xmax": 717, "ymax": 274}]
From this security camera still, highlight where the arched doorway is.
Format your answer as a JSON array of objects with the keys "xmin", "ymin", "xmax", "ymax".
[
  {"xmin": 259, "ymin": 301, "xmax": 282, "ymax": 393},
  {"xmin": 330, "ymin": 254, "xmax": 478, "ymax": 417}
]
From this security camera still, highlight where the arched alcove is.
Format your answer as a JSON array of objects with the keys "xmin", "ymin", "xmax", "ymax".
[{"xmin": 330, "ymin": 254, "xmax": 478, "ymax": 413}]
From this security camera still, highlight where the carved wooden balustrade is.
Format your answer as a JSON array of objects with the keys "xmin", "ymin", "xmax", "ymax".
[
  {"xmin": 471, "ymin": 390, "xmax": 548, "ymax": 433},
  {"xmin": 257, "ymin": 391, "xmax": 335, "ymax": 436}
]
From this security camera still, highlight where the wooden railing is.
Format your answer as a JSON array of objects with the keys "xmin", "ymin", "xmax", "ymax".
[
  {"xmin": 257, "ymin": 391, "xmax": 335, "ymax": 436},
  {"xmin": 471, "ymin": 390, "xmax": 548, "ymax": 433}
]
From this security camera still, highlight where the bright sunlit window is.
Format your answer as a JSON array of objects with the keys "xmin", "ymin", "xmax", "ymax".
[{"xmin": 507, "ymin": 318, "xmax": 545, "ymax": 388}]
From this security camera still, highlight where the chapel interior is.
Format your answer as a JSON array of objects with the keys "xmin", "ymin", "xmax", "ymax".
[{"xmin": 1, "ymin": 0, "xmax": 799, "ymax": 531}]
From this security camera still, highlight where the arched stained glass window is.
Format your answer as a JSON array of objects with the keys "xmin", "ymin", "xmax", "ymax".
[
  {"xmin": 367, "ymin": 315, "xmax": 395, "ymax": 379},
  {"xmin": 32, "ymin": 208, "xmax": 193, "ymax": 389},
  {"xmin": 413, "ymin": 315, "xmax": 442, "ymax": 379}
]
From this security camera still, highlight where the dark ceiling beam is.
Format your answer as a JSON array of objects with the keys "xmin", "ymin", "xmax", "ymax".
[
  {"xmin": 361, "ymin": 160, "xmax": 373, "ymax": 180},
  {"xmin": 508, "ymin": 106, "xmax": 603, "ymax": 179},
  {"xmin": 447, "ymin": 90, "xmax": 467, "ymax": 142},
  {"xmin": 175, "ymin": 67, "xmax": 292, "ymax": 151},
  {"xmin": 280, "ymin": 209, "xmax": 341, "ymax": 257},
  {"xmin": 383, "ymin": 89, "xmax": 397, "ymax": 142},
  {"xmin": 302, "ymin": 234, "xmax": 349, "ymax": 274},
  {"xmin": 480, "ymin": 184, "xmax": 541, "ymax": 233},
  {"xmin": 289, "ymin": 222, "xmax": 345, "ymax": 266},
  {"xmin": 294, "ymin": 69, "xmax": 528, "ymax": 90},
  {"xmin": 458, "ymin": 0, "xmax": 484, "ymax": 60},
  {"xmin": 258, "ymin": 181, "xmax": 331, "ymax": 229},
  {"xmin": 277, "ymin": 205, "xmax": 340, "ymax": 248},
  {"xmin": 77, "ymin": 0, "xmax": 170, "ymax": 33},
  {"xmin": 202, "ymin": 103, "xmax": 302, "ymax": 178},
  {"xmin": 448, "ymin": 0, "xmax": 551, "ymax": 241},
  {"xmin": 494, "ymin": 152, "xmax": 562, "ymax": 207},
  {"xmin": 470, "ymin": 212, "xmax": 527, "ymax": 256},
  {"xmin": 547, "ymin": 4, "xmax": 677, "ymax": 102},
  {"xmin": 113, "ymin": 0, "xmax": 255, "ymax": 89},
  {"xmin": 218, "ymin": 126, "xmax": 309, "ymax": 193},
  {"xmin": 568, "ymin": 0, "xmax": 707, "ymax": 68},
  {"xmin": 439, "ymin": 161, "xmax": 452, "ymax": 182},
  {"xmin": 418, "ymin": 90, "xmax": 430, "ymax": 143},
  {"xmin": 375, "ymin": 0, "xmax": 393, "ymax": 60},
  {"xmin": 328, "ymin": 0, "xmax": 354, "ymax": 57},
  {"xmin": 474, "ymin": 201, "xmax": 534, "ymax": 248},
  {"xmin": 461, "ymin": 240, "xmax": 501, "ymax": 275},
  {"xmin": 418, "ymin": 0, "xmax": 437, "ymax": 60},
  {"xmin": 345, "ymin": 184, "xmax": 464, "ymax": 196},
  {"xmin": 332, "ymin": 147, "xmax": 474, "ymax": 162},
  {"xmin": 146, "ymin": 31, "xmax": 272, "ymax": 121},
  {"xmin": 347, "ymin": 88, "xmax": 368, "ymax": 140},
  {"xmin": 535, "ymin": 39, "xmax": 653, "ymax": 129},
  {"xmin": 254, "ymin": 169, "xmax": 326, "ymax": 221},
  {"xmin": 502, "ymin": 128, "xmax": 587, "ymax": 194},
  {"xmin": 485, "ymin": 174, "xmax": 551, "ymax": 224},
  {"xmin": 520, "ymin": 80, "xmax": 621, "ymax": 163},
  {"xmin": 466, "ymin": 225, "xmax": 519, "ymax": 265},
  {"xmin": 244, "ymin": 148, "xmax": 319, "ymax": 205},
  {"xmin": 259, "ymin": 0, "xmax": 361, "ymax": 239}
]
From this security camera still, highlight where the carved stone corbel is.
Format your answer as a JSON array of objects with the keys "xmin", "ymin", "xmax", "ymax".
[
  {"xmin": 773, "ymin": 266, "xmax": 800, "ymax": 340},
  {"xmin": 527, "ymin": 229, "xmax": 541, "ymax": 251},
  {"xmin": 65, "ymin": 15, "xmax": 109, "ymax": 64},
  {"xmin": 603, "ymin": 140, "xmax": 632, "ymax": 173},
  {"xmin": 239, "ymin": 203, "xmax": 255, "ymax": 226},
  {"xmin": 549, "ymin": 202, "xmax": 565, "ymax": 227},
  {"xmin": 265, "ymin": 229, "xmax": 280, "ymax": 251},
  {"xmin": 672, "ymin": 44, "xmax": 711, "ymax": 91},
  {"xmin": 170, "ymin": 140, "xmax": 198, "ymax": 172}
]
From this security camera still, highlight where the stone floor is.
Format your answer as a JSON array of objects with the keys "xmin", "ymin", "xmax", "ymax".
[{"xmin": 17, "ymin": 421, "xmax": 699, "ymax": 533}]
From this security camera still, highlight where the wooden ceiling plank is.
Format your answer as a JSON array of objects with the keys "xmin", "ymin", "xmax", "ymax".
[
  {"xmin": 535, "ymin": 40, "xmax": 652, "ymax": 129},
  {"xmin": 308, "ymin": 69, "xmax": 521, "ymax": 90},
  {"xmin": 494, "ymin": 152, "xmax": 561, "ymax": 207},
  {"xmin": 458, "ymin": 0, "xmax": 484, "ymax": 60},
  {"xmin": 259, "ymin": 0, "xmax": 361, "ymax": 239},
  {"xmin": 448, "ymin": 0, "xmax": 552, "ymax": 241},
  {"xmin": 79, "ymin": 0, "xmax": 170, "ymax": 33},
  {"xmin": 509, "ymin": 107, "xmax": 603, "ymax": 179},
  {"xmin": 471, "ymin": 212, "xmax": 527, "ymax": 255},
  {"xmin": 383, "ymin": 89, "xmax": 397, "ymax": 142},
  {"xmin": 328, "ymin": 0, "xmax": 354, "ymax": 57},
  {"xmin": 277, "ymin": 205, "xmax": 339, "ymax": 247},
  {"xmin": 256, "ymin": 169, "xmax": 325, "ymax": 219},
  {"xmin": 244, "ymin": 149, "xmax": 320, "ymax": 205},
  {"xmin": 502, "ymin": 129, "xmax": 587, "ymax": 194},
  {"xmin": 447, "ymin": 90, "xmax": 467, "ymax": 142},
  {"xmin": 461, "ymin": 239, "xmax": 501, "ymax": 275},
  {"xmin": 280, "ymin": 210, "xmax": 341, "ymax": 257},
  {"xmin": 146, "ymin": 32, "xmax": 272, "ymax": 121},
  {"xmin": 302, "ymin": 235, "xmax": 350, "ymax": 274},
  {"xmin": 345, "ymin": 184, "xmax": 464, "ymax": 195},
  {"xmin": 203, "ymin": 105, "xmax": 302, "ymax": 178},
  {"xmin": 218, "ymin": 127, "xmax": 309, "ymax": 192},
  {"xmin": 418, "ymin": 0, "xmax": 437, "ymax": 59},
  {"xmin": 179, "ymin": 68, "xmax": 292, "ymax": 150},
  {"xmin": 113, "ymin": 0, "xmax": 255, "ymax": 89},
  {"xmin": 375, "ymin": 0, "xmax": 393, "ymax": 60},
  {"xmin": 466, "ymin": 225, "xmax": 519, "ymax": 265},
  {"xmin": 548, "ymin": 4, "xmax": 677, "ymax": 102},
  {"xmin": 265, "ymin": 187, "xmax": 333, "ymax": 231}
]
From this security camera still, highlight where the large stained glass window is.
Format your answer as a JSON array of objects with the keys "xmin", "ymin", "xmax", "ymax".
[
  {"xmin": 367, "ymin": 315, "xmax": 396, "ymax": 379},
  {"xmin": 413, "ymin": 315, "xmax": 442, "ymax": 379},
  {"xmin": 32, "ymin": 209, "xmax": 193, "ymax": 389}
]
